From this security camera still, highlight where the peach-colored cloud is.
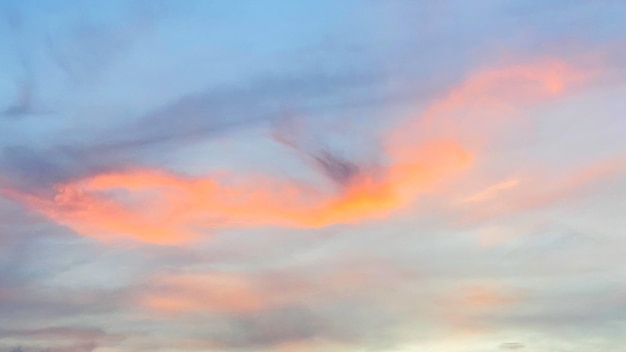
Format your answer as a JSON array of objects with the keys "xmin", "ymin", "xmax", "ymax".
[
  {"xmin": 517, "ymin": 156, "xmax": 626, "ymax": 210},
  {"xmin": 442, "ymin": 283, "xmax": 522, "ymax": 335},
  {"xmin": 461, "ymin": 179, "xmax": 520, "ymax": 204},
  {"xmin": 388, "ymin": 58, "xmax": 590, "ymax": 152},
  {"xmin": 0, "ymin": 58, "xmax": 592, "ymax": 244},
  {"xmin": 137, "ymin": 260, "xmax": 416, "ymax": 316},
  {"xmin": 139, "ymin": 273, "xmax": 263, "ymax": 314},
  {"xmin": 2, "ymin": 180, "xmax": 193, "ymax": 244},
  {"xmin": 456, "ymin": 155, "xmax": 626, "ymax": 225},
  {"xmin": 460, "ymin": 285, "xmax": 518, "ymax": 307}
]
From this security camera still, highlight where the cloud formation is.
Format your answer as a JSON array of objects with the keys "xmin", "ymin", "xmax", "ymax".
[
  {"xmin": 1, "ymin": 58, "xmax": 590, "ymax": 244},
  {"xmin": 2, "ymin": 1, "xmax": 626, "ymax": 352}
]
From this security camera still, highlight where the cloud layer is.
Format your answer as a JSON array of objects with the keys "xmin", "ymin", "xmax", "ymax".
[{"xmin": 1, "ymin": 1, "xmax": 626, "ymax": 352}]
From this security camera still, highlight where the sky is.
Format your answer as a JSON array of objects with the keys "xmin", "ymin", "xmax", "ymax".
[{"xmin": 1, "ymin": 1, "xmax": 626, "ymax": 351}]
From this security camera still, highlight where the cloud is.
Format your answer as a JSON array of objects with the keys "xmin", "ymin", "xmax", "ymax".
[
  {"xmin": 1, "ymin": 2, "xmax": 626, "ymax": 352},
  {"xmin": 138, "ymin": 272, "xmax": 264, "ymax": 314},
  {"xmin": 128, "ymin": 256, "xmax": 423, "ymax": 350},
  {"xmin": 0, "ymin": 283, "xmax": 126, "ymax": 322},
  {"xmin": 1, "ymin": 138, "xmax": 468, "ymax": 244},
  {"xmin": 455, "ymin": 155, "xmax": 626, "ymax": 226},
  {"xmin": 84, "ymin": 68, "xmax": 383, "ymax": 156},
  {"xmin": 0, "ymin": 67, "xmax": 384, "ymax": 197},
  {"xmin": 1, "ymin": 79, "xmax": 53, "ymax": 119},
  {"xmin": 461, "ymin": 179, "xmax": 520, "ymax": 204},
  {"xmin": 0, "ymin": 326, "xmax": 125, "ymax": 352},
  {"xmin": 1, "ymin": 58, "xmax": 594, "ymax": 244},
  {"xmin": 272, "ymin": 115, "xmax": 372, "ymax": 188},
  {"xmin": 0, "ymin": 146, "xmax": 87, "ymax": 192},
  {"xmin": 386, "ymin": 58, "xmax": 591, "ymax": 154}
]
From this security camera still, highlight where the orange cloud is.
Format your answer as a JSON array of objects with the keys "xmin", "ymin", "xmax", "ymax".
[
  {"xmin": 388, "ymin": 58, "xmax": 590, "ymax": 151},
  {"xmin": 1, "ymin": 58, "xmax": 591, "ymax": 244},
  {"xmin": 2, "ymin": 180, "xmax": 193, "ymax": 244},
  {"xmin": 1, "ymin": 139, "xmax": 470, "ymax": 244}
]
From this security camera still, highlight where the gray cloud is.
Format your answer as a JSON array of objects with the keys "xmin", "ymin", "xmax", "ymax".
[
  {"xmin": 90, "ymin": 68, "xmax": 383, "ymax": 153},
  {"xmin": 271, "ymin": 113, "xmax": 383, "ymax": 189},
  {"xmin": 0, "ymin": 326, "xmax": 125, "ymax": 352},
  {"xmin": 0, "ymin": 67, "xmax": 384, "ymax": 194},
  {"xmin": 0, "ymin": 80, "xmax": 52, "ymax": 119}
]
